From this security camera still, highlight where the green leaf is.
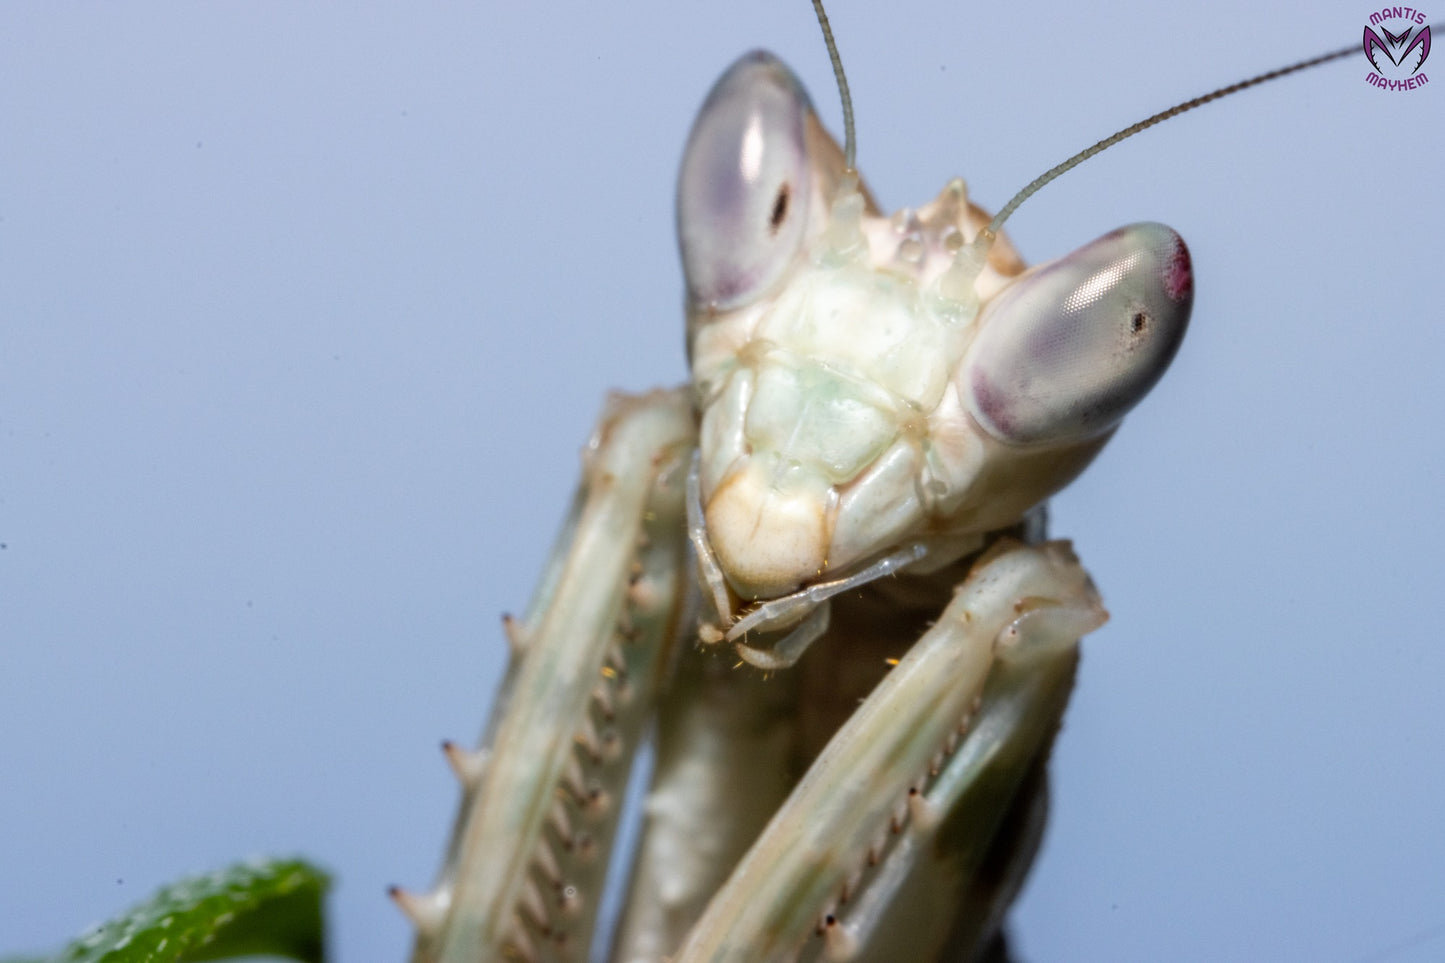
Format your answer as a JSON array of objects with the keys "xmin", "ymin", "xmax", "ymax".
[{"xmin": 24, "ymin": 857, "xmax": 329, "ymax": 963}]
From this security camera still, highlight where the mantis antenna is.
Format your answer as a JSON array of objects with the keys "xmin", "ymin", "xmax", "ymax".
[
  {"xmin": 806, "ymin": 1, "xmax": 1438, "ymax": 240},
  {"xmin": 810, "ymin": 0, "xmax": 855, "ymax": 172},
  {"xmin": 987, "ymin": 43, "xmax": 1358, "ymax": 235},
  {"xmin": 986, "ymin": 21, "xmax": 1442, "ymax": 236}
]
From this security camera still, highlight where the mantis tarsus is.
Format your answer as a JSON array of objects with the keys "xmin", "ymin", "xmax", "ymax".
[{"xmin": 3, "ymin": 1, "xmax": 1442, "ymax": 961}]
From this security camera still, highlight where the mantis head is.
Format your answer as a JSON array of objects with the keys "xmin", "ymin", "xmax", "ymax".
[{"xmin": 678, "ymin": 52, "xmax": 1191, "ymax": 610}]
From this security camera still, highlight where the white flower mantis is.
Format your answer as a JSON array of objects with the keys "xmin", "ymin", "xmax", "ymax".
[
  {"xmin": 396, "ymin": 2, "xmax": 1445, "ymax": 960},
  {"xmin": 2, "ymin": 2, "xmax": 1442, "ymax": 961}
]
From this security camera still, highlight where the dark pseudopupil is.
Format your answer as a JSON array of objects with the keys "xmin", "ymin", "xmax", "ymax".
[{"xmin": 769, "ymin": 184, "xmax": 790, "ymax": 233}]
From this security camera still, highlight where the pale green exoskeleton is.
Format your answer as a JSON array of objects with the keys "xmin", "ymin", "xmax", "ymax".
[
  {"xmin": 394, "ymin": 10, "xmax": 1367, "ymax": 962},
  {"xmin": 680, "ymin": 52, "xmax": 1189, "ymax": 673}
]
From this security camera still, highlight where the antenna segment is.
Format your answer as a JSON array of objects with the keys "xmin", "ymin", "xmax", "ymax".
[
  {"xmin": 805, "ymin": 2, "xmax": 1435, "ymax": 302},
  {"xmin": 986, "ymin": 39, "xmax": 1374, "ymax": 236},
  {"xmin": 810, "ymin": 0, "xmax": 856, "ymax": 172}
]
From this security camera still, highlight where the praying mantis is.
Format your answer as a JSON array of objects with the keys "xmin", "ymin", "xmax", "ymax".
[{"xmin": 2, "ymin": 1, "xmax": 1442, "ymax": 961}]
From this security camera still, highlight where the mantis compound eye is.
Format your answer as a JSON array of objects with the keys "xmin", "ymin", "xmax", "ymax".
[
  {"xmin": 677, "ymin": 51, "xmax": 814, "ymax": 310},
  {"xmin": 962, "ymin": 222, "xmax": 1192, "ymax": 446}
]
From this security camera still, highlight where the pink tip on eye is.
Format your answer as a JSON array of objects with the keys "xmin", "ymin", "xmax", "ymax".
[{"xmin": 1163, "ymin": 234, "xmax": 1192, "ymax": 303}]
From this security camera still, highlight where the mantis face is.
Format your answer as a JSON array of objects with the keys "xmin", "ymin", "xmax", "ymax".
[{"xmin": 679, "ymin": 53, "xmax": 1191, "ymax": 616}]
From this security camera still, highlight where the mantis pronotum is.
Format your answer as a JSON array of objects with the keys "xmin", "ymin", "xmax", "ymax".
[{"xmin": 3, "ymin": 1, "xmax": 1442, "ymax": 961}]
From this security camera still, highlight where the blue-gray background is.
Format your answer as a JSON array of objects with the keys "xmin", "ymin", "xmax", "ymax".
[{"xmin": 3, "ymin": 2, "xmax": 1442, "ymax": 960}]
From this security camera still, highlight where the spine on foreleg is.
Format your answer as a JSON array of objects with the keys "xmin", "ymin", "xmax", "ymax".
[
  {"xmin": 671, "ymin": 542, "xmax": 1106, "ymax": 963},
  {"xmin": 403, "ymin": 389, "xmax": 697, "ymax": 963}
]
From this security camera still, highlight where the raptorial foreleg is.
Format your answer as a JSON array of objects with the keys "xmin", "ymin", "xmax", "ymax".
[{"xmin": 402, "ymin": 389, "xmax": 697, "ymax": 963}]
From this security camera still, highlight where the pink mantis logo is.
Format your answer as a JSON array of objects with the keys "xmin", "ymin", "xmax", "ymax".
[{"xmin": 1363, "ymin": 8, "xmax": 1431, "ymax": 90}]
